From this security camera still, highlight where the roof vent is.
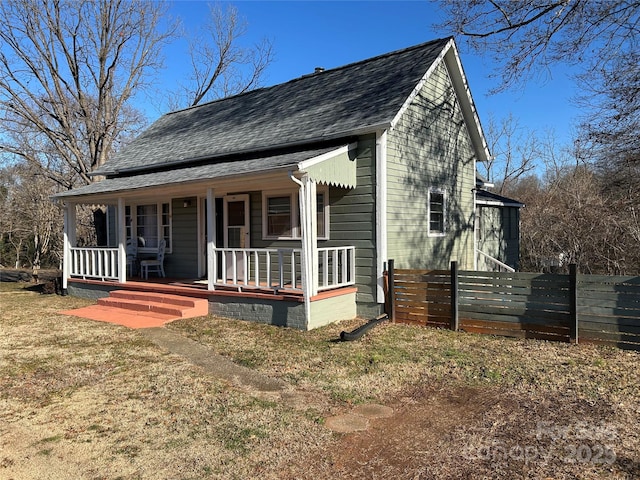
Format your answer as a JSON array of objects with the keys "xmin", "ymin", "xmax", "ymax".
[{"xmin": 314, "ymin": 67, "xmax": 325, "ymax": 73}]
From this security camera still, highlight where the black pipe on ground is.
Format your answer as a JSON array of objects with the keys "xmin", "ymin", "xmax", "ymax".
[{"xmin": 339, "ymin": 313, "xmax": 389, "ymax": 342}]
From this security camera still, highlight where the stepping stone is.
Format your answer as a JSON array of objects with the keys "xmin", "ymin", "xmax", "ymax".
[
  {"xmin": 325, "ymin": 413, "xmax": 369, "ymax": 433},
  {"xmin": 352, "ymin": 403, "xmax": 394, "ymax": 419}
]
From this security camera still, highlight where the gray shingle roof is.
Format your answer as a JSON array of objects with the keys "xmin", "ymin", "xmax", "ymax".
[
  {"xmin": 476, "ymin": 189, "xmax": 525, "ymax": 207},
  {"xmin": 55, "ymin": 146, "xmax": 339, "ymax": 199},
  {"xmin": 99, "ymin": 38, "xmax": 451, "ymax": 175}
]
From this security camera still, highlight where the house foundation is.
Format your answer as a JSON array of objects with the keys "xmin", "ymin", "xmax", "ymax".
[{"xmin": 66, "ymin": 279, "xmax": 357, "ymax": 330}]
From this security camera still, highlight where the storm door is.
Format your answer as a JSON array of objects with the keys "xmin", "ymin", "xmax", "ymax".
[{"xmin": 223, "ymin": 195, "xmax": 250, "ymax": 281}]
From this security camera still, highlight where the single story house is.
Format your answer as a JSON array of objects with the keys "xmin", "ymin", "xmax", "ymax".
[{"xmin": 54, "ymin": 37, "xmax": 521, "ymax": 329}]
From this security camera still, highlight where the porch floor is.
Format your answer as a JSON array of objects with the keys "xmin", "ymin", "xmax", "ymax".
[
  {"xmin": 70, "ymin": 275, "xmax": 304, "ymax": 298},
  {"xmin": 67, "ymin": 276, "xmax": 355, "ymax": 302}
]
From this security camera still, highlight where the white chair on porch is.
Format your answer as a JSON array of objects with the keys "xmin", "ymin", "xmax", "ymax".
[
  {"xmin": 126, "ymin": 238, "xmax": 138, "ymax": 277},
  {"xmin": 140, "ymin": 239, "xmax": 166, "ymax": 279}
]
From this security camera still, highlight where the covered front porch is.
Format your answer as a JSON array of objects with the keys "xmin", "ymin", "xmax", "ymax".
[
  {"xmin": 57, "ymin": 144, "xmax": 360, "ymax": 329},
  {"xmin": 65, "ymin": 245, "xmax": 355, "ymax": 295}
]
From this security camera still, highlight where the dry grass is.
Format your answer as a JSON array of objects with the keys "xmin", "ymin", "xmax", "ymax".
[{"xmin": 1, "ymin": 281, "xmax": 639, "ymax": 479}]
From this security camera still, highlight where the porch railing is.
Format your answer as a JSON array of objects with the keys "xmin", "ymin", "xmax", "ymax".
[
  {"xmin": 67, "ymin": 245, "xmax": 356, "ymax": 293},
  {"xmin": 70, "ymin": 247, "xmax": 120, "ymax": 280},
  {"xmin": 214, "ymin": 248, "xmax": 303, "ymax": 292},
  {"xmin": 214, "ymin": 246, "xmax": 356, "ymax": 293},
  {"xmin": 317, "ymin": 246, "xmax": 356, "ymax": 291},
  {"xmin": 476, "ymin": 249, "xmax": 516, "ymax": 273}
]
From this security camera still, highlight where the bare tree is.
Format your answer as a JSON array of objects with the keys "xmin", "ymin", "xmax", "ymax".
[
  {"xmin": 578, "ymin": 50, "xmax": 640, "ymax": 166},
  {"xmin": 510, "ymin": 145, "xmax": 640, "ymax": 275},
  {"xmin": 483, "ymin": 114, "xmax": 540, "ymax": 193},
  {"xmin": 0, "ymin": 163, "xmax": 61, "ymax": 269},
  {"xmin": 436, "ymin": 0, "xmax": 639, "ymax": 92},
  {"xmin": 170, "ymin": 2, "xmax": 274, "ymax": 109},
  {"xmin": 436, "ymin": 0, "xmax": 639, "ymax": 273},
  {"xmin": 0, "ymin": 0, "xmax": 175, "ymax": 187},
  {"xmin": 0, "ymin": 166, "xmax": 29, "ymax": 268},
  {"xmin": 436, "ymin": 1, "xmax": 639, "ymax": 167}
]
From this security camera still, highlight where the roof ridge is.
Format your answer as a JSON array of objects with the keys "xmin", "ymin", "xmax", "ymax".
[{"xmin": 166, "ymin": 37, "xmax": 453, "ymax": 116}]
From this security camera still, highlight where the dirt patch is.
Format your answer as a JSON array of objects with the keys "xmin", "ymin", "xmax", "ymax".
[{"xmin": 286, "ymin": 384, "xmax": 639, "ymax": 479}]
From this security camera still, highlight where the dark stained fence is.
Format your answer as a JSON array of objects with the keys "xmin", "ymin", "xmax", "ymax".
[
  {"xmin": 458, "ymin": 270, "xmax": 573, "ymax": 343},
  {"xmin": 577, "ymin": 274, "xmax": 640, "ymax": 349},
  {"xmin": 388, "ymin": 261, "xmax": 640, "ymax": 351},
  {"xmin": 392, "ymin": 269, "xmax": 451, "ymax": 329}
]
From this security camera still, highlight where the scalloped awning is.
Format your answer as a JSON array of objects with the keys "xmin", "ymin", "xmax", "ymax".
[{"xmin": 297, "ymin": 143, "xmax": 358, "ymax": 189}]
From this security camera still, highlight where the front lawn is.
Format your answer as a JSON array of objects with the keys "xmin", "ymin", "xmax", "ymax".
[{"xmin": 1, "ymin": 282, "xmax": 638, "ymax": 479}]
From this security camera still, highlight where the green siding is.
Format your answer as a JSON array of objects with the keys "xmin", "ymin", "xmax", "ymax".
[
  {"xmin": 308, "ymin": 292, "xmax": 357, "ymax": 329},
  {"xmin": 477, "ymin": 205, "xmax": 520, "ymax": 270},
  {"xmin": 326, "ymin": 136, "xmax": 378, "ymax": 307},
  {"xmin": 242, "ymin": 139, "xmax": 378, "ymax": 311},
  {"xmin": 164, "ymin": 197, "xmax": 199, "ymax": 278},
  {"xmin": 386, "ymin": 60, "xmax": 476, "ymax": 270},
  {"xmin": 106, "ymin": 205, "xmax": 117, "ymax": 247}
]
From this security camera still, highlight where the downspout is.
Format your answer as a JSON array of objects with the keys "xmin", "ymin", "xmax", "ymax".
[
  {"xmin": 289, "ymin": 172, "xmax": 312, "ymax": 328},
  {"xmin": 375, "ymin": 131, "xmax": 388, "ymax": 304}
]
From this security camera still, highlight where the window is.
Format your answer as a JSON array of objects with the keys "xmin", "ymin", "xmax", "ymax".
[
  {"xmin": 316, "ymin": 192, "xmax": 326, "ymax": 238},
  {"xmin": 137, "ymin": 204, "xmax": 158, "ymax": 248},
  {"xmin": 428, "ymin": 188, "xmax": 446, "ymax": 236},
  {"xmin": 125, "ymin": 202, "xmax": 172, "ymax": 252},
  {"xmin": 266, "ymin": 195, "xmax": 293, "ymax": 237},
  {"xmin": 262, "ymin": 189, "xmax": 329, "ymax": 239}
]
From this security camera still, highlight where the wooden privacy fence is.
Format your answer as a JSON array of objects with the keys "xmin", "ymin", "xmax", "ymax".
[{"xmin": 387, "ymin": 260, "xmax": 640, "ymax": 351}]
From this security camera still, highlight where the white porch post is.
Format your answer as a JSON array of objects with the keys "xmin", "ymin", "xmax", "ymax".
[
  {"xmin": 290, "ymin": 172, "xmax": 315, "ymax": 328},
  {"xmin": 296, "ymin": 174, "xmax": 318, "ymax": 297},
  {"xmin": 62, "ymin": 202, "xmax": 76, "ymax": 292},
  {"xmin": 306, "ymin": 177, "xmax": 318, "ymax": 296},
  {"xmin": 206, "ymin": 187, "xmax": 216, "ymax": 290},
  {"xmin": 117, "ymin": 197, "xmax": 126, "ymax": 283}
]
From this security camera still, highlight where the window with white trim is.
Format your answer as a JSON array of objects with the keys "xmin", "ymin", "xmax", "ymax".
[
  {"xmin": 262, "ymin": 188, "xmax": 329, "ymax": 240},
  {"xmin": 428, "ymin": 188, "xmax": 446, "ymax": 236},
  {"xmin": 125, "ymin": 202, "xmax": 172, "ymax": 252},
  {"xmin": 266, "ymin": 195, "xmax": 293, "ymax": 237}
]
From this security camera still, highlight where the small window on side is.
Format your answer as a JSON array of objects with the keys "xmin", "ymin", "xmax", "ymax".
[{"xmin": 428, "ymin": 189, "xmax": 446, "ymax": 236}]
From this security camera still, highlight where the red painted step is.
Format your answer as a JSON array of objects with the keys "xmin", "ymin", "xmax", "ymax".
[
  {"xmin": 61, "ymin": 290, "xmax": 209, "ymax": 329},
  {"xmin": 98, "ymin": 290, "xmax": 209, "ymax": 318}
]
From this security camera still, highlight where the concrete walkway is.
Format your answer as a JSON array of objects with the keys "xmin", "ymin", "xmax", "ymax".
[
  {"xmin": 140, "ymin": 327, "xmax": 287, "ymax": 392},
  {"xmin": 141, "ymin": 327, "xmax": 394, "ymax": 433}
]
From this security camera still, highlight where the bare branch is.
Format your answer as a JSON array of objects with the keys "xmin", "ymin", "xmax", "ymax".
[
  {"xmin": 171, "ymin": 2, "xmax": 274, "ymax": 109},
  {"xmin": 0, "ymin": 0, "xmax": 176, "ymax": 185}
]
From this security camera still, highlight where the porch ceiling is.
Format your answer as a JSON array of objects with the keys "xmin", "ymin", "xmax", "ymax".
[{"xmin": 53, "ymin": 144, "xmax": 353, "ymax": 203}]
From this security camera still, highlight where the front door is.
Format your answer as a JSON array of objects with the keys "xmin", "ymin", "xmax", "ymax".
[{"xmin": 223, "ymin": 195, "xmax": 250, "ymax": 280}]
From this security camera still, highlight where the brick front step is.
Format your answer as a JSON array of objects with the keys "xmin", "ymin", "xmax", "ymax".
[
  {"xmin": 62, "ymin": 289, "xmax": 210, "ymax": 329},
  {"xmin": 98, "ymin": 290, "xmax": 209, "ymax": 318}
]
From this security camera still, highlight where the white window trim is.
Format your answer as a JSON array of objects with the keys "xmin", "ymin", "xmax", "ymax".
[
  {"xmin": 261, "ymin": 187, "xmax": 329, "ymax": 240},
  {"xmin": 125, "ymin": 201, "xmax": 173, "ymax": 254},
  {"xmin": 427, "ymin": 187, "xmax": 447, "ymax": 237}
]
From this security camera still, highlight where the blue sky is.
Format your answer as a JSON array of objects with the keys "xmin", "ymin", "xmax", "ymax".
[{"xmin": 157, "ymin": 0, "xmax": 580, "ymax": 148}]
